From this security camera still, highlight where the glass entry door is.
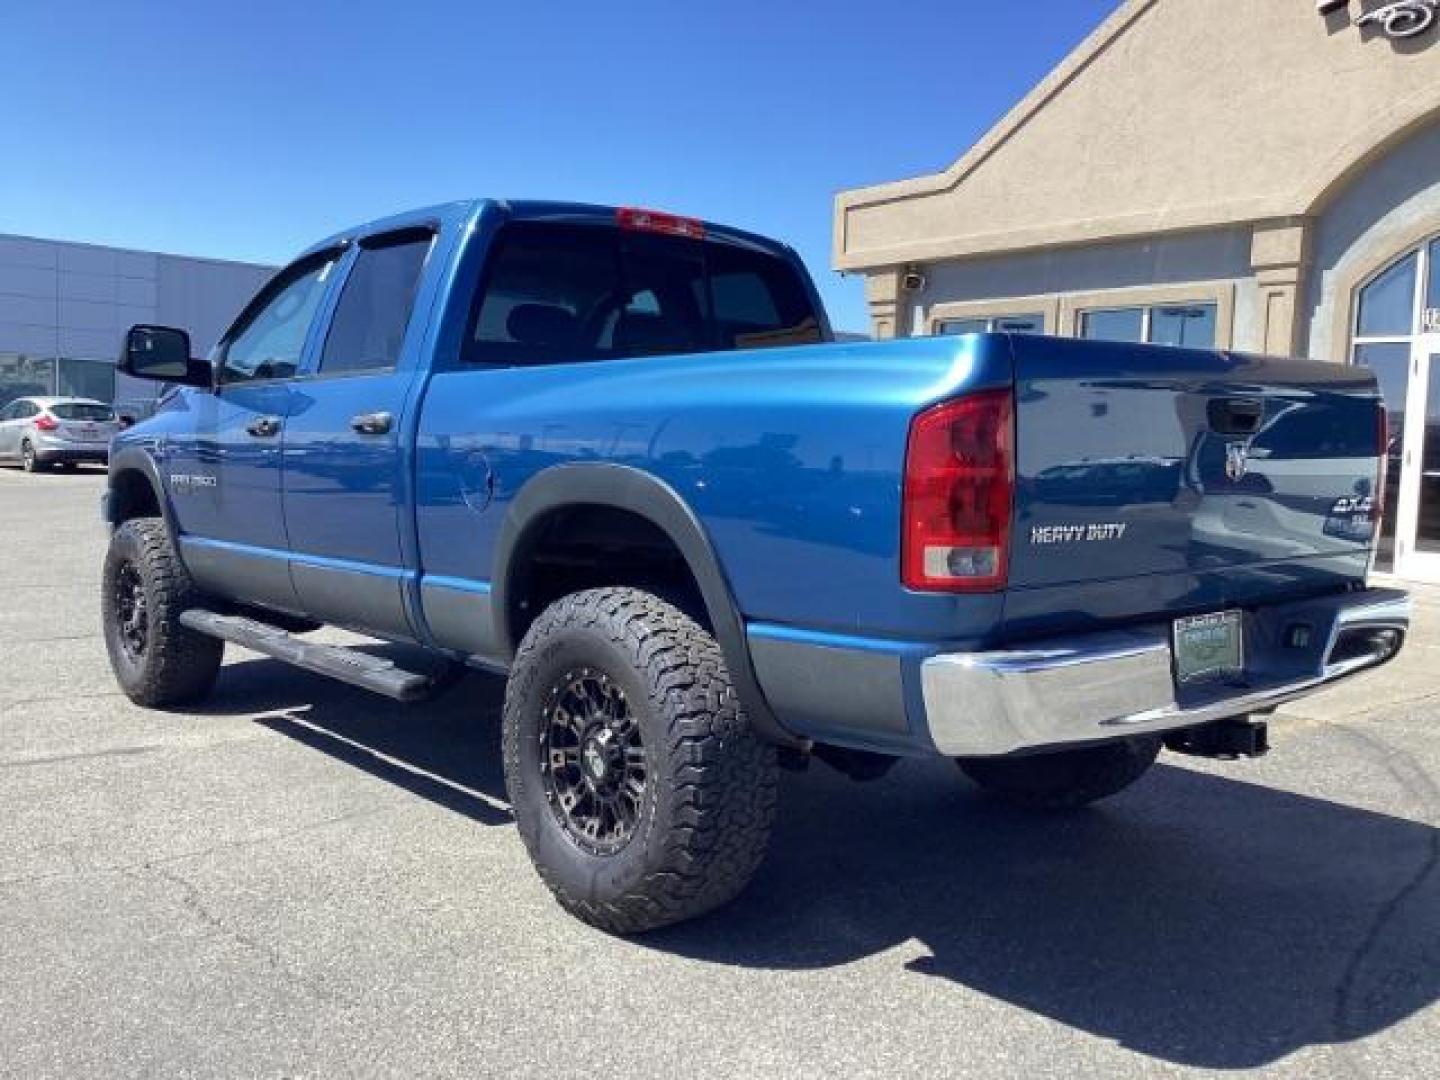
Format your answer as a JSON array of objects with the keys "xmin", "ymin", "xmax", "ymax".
[{"xmin": 1392, "ymin": 336, "xmax": 1440, "ymax": 580}]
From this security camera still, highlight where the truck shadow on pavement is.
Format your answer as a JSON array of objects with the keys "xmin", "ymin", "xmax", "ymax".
[
  {"xmin": 200, "ymin": 651, "xmax": 511, "ymax": 827},
  {"xmin": 209, "ymin": 653, "xmax": 1438, "ymax": 1070}
]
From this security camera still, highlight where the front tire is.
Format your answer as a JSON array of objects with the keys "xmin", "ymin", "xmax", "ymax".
[
  {"xmin": 957, "ymin": 737, "xmax": 1162, "ymax": 810},
  {"xmin": 503, "ymin": 587, "xmax": 778, "ymax": 934},
  {"xmin": 102, "ymin": 517, "xmax": 224, "ymax": 707}
]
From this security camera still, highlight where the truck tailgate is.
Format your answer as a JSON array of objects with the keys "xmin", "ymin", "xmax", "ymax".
[{"xmin": 1008, "ymin": 337, "xmax": 1381, "ymax": 610}]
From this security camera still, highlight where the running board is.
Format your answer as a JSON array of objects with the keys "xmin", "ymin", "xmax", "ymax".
[{"xmin": 179, "ymin": 609, "xmax": 433, "ymax": 702}]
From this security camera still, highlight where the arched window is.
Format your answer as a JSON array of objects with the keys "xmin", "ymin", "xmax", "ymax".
[{"xmin": 1352, "ymin": 237, "xmax": 1440, "ymax": 412}]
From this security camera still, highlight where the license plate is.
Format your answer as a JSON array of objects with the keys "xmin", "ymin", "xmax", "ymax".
[{"xmin": 1173, "ymin": 610, "xmax": 1244, "ymax": 685}]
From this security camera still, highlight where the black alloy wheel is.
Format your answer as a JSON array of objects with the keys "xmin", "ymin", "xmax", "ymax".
[
  {"xmin": 113, "ymin": 561, "xmax": 149, "ymax": 661},
  {"xmin": 539, "ymin": 667, "xmax": 648, "ymax": 855}
]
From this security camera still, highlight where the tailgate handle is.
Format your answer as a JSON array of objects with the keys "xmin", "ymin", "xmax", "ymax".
[{"xmin": 1208, "ymin": 398, "xmax": 1264, "ymax": 435}]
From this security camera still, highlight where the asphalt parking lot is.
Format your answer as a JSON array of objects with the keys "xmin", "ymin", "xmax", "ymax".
[{"xmin": 1, "ymin": 467, "xmax": 1436, "ymax": 1078}]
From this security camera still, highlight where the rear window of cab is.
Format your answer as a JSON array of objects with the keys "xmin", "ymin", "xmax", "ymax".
[{"xmin": 466, "ymin": 221, "xmax": 823, "ymax": 366}]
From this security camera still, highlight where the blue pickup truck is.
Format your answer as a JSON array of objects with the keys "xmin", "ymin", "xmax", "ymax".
[{"xmin": 102, "ymin": 199, "xmax": 1410, "ymax": 932}]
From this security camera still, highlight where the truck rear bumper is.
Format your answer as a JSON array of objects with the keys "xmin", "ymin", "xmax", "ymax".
[{"xmin": 921, "ymin": 588, "xmax": 1410, "ymax": 758}]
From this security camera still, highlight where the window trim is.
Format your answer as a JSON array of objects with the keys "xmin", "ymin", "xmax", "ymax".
[
  {"xmin": 1060, "ymin": 283, "xmax": 1234, "ymax": 347},
  {"xmin": 927, "ymin": 295, "xmax": 1060, "ymax": 336}
]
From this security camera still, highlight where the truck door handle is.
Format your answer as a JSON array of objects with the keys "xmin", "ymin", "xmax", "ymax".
[
  {"xmin": 246, "ymin": 416, "xmax": 282, "ymax": 438},
  {"xmin": 350, "ymin": 411, "xmax": 393, "ymax": 436}
]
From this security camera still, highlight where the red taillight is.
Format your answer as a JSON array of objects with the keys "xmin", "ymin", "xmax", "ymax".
[
  {"xmin": 616, "ymin": 207, "xmax": 706, "ymax": 239},
  {"xmin": 33, "ymin": 413, "xmax": 58, "ymax": 431},
  {"xmin": 902, "ymin": 390, "xmax": 1014, "ymax": 592}
]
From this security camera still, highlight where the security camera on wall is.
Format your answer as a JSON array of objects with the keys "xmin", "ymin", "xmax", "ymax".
[{"xmin": 901, "ymin": 266, "xmax": 927, "ymax": 293}]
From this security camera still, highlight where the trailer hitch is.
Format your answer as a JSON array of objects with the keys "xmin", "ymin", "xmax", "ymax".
[{"xmin": 1165, "ymin": 716, "xmax": 1270, "ymax": 760}]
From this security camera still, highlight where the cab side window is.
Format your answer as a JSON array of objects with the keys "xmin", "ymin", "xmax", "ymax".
[
  {"xmin": 317, "ymin": 230, "xmax": 433, "ymax": 377},
  {"xmin": 219, "ymin": 252, "xmax": 340, "ymax": 384}
]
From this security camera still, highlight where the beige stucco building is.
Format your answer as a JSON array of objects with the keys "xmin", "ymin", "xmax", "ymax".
[{"xmin": 835, "ymin": 0, "xmax": 1440, "ymax": 578}]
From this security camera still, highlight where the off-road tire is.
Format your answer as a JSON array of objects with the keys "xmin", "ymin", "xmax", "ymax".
[
  {"xmin": 503, "ymin": 587, "xmax": 778, "ymax": 934},
  {"xmin": 957, "ymin": 737, "xmax": 1162, "ymax": 810},
  {"xmin": 102, "ymin": 517, "xmax": 223, "ymax": 707}
]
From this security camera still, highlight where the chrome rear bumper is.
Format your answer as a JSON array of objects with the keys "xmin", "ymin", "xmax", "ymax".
[{"xmin": 920, "ymin": 588, "xmax": 1409, "ymax": 758}]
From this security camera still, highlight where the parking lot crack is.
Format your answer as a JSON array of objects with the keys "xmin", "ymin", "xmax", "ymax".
[
  {"xmin": 0, "ymin": 744, "xmax": 165, "ymax": 768},
  {"xmin": 127, "ymin": 861, "xmax": 359, "ymax": 1007}
]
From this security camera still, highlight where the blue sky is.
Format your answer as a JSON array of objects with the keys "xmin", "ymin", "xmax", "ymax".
[{"xmin": 0, "ymin": 0, "xmax": 1115, "ymax": 332}]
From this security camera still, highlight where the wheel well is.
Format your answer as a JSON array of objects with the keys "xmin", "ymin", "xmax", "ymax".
[
  {"xmin": 505, "ymin": 505, "xmax": 710, "ymax": 647},
  {"xmin": 109, "ymin": 469, "xmax": 162, "ymax": 524}
]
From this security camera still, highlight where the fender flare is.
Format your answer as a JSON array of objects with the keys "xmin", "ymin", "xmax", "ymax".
[
  {"xmin": 490, "ymin": 462, "xmax": 803, "ymax": 749},
  {"xmin": 103, "ymin": 445, "xmax": 178, "ymax": 535}
]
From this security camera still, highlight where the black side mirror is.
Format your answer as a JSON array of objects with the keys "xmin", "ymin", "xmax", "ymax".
[{"xmin": 119, "ymin": 325, "xmax": 212, "ymax": 387}]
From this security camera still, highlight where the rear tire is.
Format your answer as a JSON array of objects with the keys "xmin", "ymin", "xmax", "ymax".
[
  {"xmin": 20, "ymin": 440, "xmax": 42, "ymax": 473},
  {"xmin": 957, "ymin": 737, "xmax": 1162, "ymax": 810},
  {"xmin": 102, "ymin": 517, "xmax": 224, "ymax": 707},
  {"xmin": 503, "ymin": 587, "xmax": 778, "ymax": 934}
]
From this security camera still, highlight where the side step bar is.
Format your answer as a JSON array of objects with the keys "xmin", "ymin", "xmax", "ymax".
[{"xmin": 179, "ymin": 610, "xmax": 433, "ymax": 703}]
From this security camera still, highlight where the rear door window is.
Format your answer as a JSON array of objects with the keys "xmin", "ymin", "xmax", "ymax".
[{"xmin": 318, "ymin": 230, "xmax": 434, "ymax": 376}]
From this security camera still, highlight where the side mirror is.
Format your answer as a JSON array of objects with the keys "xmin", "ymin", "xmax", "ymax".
[{"xmin": 119, "ymin": 325, "xmax": 211, "ymax": 387}]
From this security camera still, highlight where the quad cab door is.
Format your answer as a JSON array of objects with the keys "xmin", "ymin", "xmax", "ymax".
[
  {"xmin": 167, "ymin": 250, "xmax": 344, "ymax": 613},
  {"xmin": 1391, "ymin": 334, "xmax": 1440, "ymax": 581},
  {"xmin": 280, "ymin": 228, "xmax": 436, "ymax": 640}
]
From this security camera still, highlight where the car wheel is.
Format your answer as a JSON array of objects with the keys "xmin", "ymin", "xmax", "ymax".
[
  {"xmin": 503, "ymin": 587, "xmax": 778, "ymax": 934},
  {"xmin": 956, "ymin": 737, "xmax": 1162, "ymax": 810},
  {"xmin": 20, "ymin": 440, "xmax": 43, "ymax": 473},
  {"xmin": 101, "ymin": 517, "xmax": 224, "ymax": 707}
]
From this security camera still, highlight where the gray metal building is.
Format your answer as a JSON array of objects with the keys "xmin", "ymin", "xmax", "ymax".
[{"xmin": 0, "ymin": 232, "xmax": 273, "ymax": 416}]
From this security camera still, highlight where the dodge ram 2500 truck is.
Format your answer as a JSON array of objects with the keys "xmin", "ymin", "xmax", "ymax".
[{"xmin": 102, "ymin": 199, "xmax": 1410, "ymax": 933}]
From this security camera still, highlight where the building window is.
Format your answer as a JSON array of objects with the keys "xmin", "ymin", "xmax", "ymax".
[
  {"xmin": 0, "ymin": 355, "xmax": 57, "ymax": 409},
  {"xmin": 936, "ymin": 312, "xmax": 1045, "ymax": 336},
  {"xmin": 1078, "ymin": 303, "xmax": 1217, "ymax": 348},
  {"xmin": 1351, "ymin": 238, "xmax": 1438, "ymax": 396},
  {"xmin": 1349, "ymin": 235, "xmax": 1440, "ymax": 570},
  {"xmin": 1, "ymin": 354, "xmax": 118, "ymax": 409},
  {"xmin": 57, "ymin": 358, "xmax": 116, "ymax": 403}
]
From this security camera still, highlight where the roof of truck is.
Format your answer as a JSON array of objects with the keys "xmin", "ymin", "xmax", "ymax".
[{"xmin": 298, "ymin": 199, "xmax": 794, "ymax": 260}]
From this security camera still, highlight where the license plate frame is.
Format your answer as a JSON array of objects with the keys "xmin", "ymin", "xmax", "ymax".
[{"xmin": 1172, "ymin": 610, "xmax": 1245, "ymax": 686}]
